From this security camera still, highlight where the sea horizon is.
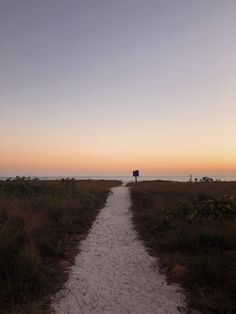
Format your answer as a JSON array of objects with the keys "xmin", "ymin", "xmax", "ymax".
[{"xmin": 1, "ymin": 175, "xmax": 236, "ymax": 182}]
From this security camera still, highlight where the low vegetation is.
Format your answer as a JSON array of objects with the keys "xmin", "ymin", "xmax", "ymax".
[
  {"xmin": 0, "ymin": 177, "xmax": 120, "ymax": 313},
  {"xmin": 128, "ymin": 181, "xmax": 236, "ymax": 314}
]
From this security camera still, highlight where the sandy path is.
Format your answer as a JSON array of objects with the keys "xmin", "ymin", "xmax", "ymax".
[{"xmin": 52, "ymin": 185, "xmax": 185, "ymax": 314}]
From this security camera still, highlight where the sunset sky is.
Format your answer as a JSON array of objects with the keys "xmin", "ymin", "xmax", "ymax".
[{"xmin": 1, "ymin": 0, "xmax": 236, "ymax": 176}]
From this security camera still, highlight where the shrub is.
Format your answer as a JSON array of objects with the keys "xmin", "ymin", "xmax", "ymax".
[
  {"xmin": 0, "ymin": 178, "xmax": 120, "ymax": 312},
  {"xmin": 128, "ymin": 181, "xmax": 236, "ymax": 313}
]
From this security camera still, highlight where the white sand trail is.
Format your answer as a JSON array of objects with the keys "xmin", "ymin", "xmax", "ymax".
[{"xmin": 52, "ymin": 185, "xmax": 185, "ymax": 314}]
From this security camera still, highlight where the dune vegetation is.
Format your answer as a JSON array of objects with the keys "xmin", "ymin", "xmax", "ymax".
[
  {"xmin": 0, "ymin": 177, "xmax": 120, "ymax": 313},
  {"xmin": 128, "ymin": 181, "xmax": 236, "ymax": 314}
]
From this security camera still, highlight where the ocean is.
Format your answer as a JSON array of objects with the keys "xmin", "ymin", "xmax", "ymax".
[{"xmin": 1, "ymin": 175, "xmax": 235, "ymax": 182}]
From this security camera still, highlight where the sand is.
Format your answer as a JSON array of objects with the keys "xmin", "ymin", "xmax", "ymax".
[{"xmin": 52, "ymin": 185, "xmax": 185, "ymax": 314}]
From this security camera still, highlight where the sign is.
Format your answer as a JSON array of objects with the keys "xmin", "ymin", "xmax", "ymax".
[{"xmin": 133, "ymin": 170, "xmax": 139, "ymax": 177}]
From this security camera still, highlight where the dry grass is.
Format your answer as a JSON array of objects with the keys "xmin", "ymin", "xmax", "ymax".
[
  {"xmin": 128, "ymin": 181, "xmax": 236, "ymax": 314},
  {"xmin": 0, "ymin": 178, "xmax": 121, "ymax": 313}
]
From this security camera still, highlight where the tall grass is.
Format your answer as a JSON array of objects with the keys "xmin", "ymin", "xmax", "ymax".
[
  {"xmin": 0, "ymin": 178, "xmax": 120, "ymax": 313},
  {"xmin": 128, "ymin": 181, "xmax": 236, "ymax": 313}
]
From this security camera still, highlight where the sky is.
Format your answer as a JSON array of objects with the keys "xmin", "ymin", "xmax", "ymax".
[{"xmin": 0, "ymin": 0, "xmax": 236, "ymax": 176}]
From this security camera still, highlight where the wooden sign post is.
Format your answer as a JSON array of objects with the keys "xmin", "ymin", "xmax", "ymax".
[{"xmin": 133, "ymin": 170, "xmax": 139, "ymax": 186}]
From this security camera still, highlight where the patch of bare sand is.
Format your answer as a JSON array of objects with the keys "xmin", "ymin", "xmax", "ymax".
[{"xmin": 52, "ymin": 185, "xmax": 185, "ymax": 314}]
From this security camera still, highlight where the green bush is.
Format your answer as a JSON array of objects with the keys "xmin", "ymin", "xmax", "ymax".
[{"xmin": 129, "ymin": 181, "xmax": 236, "ymax": 313}]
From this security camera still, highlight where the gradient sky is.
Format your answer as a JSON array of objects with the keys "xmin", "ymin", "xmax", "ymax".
[{"xmin": 0, "ymin": 0, "xmax": 236, "ymax": 176}]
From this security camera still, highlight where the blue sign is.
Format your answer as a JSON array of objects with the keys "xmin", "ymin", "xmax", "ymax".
[{"xmin": 133, "ymin": 170, "xmax": 139, "ymax": 177}]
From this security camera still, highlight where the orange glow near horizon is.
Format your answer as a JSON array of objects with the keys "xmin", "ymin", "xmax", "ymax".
[
  {"xmin": 1, "ymin": 146, "xmax": 236, "ymax": 176},
  {"xmin": 1, "ymin": 2, "xmax": 236, "ymax": 177}
]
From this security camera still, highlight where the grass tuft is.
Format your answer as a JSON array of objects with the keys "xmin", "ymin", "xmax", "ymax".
[
  {"xmin": 128, "ymin": 181, "xmax": 236, "ymax": 313},
  {"xmin": 0, "ymin": 178, "xmax": 121, "ymax": 313}
]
